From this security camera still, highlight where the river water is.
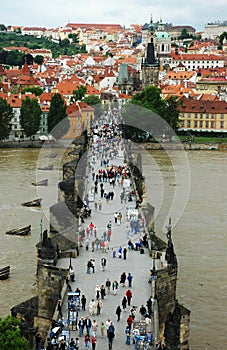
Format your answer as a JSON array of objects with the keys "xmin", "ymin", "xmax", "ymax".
[{"xmin": 0, "ymin": 148, "xmax": 226, "ymax": 349}]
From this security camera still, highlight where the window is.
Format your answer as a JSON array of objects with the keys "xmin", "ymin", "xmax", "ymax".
[
  {"xmin": 220, "ymin": 114, "xmax": 224, "ymax": 119},
  {"xmin": 211, "ymin": 114, "xmax": 215, "ymax": 119},
  {"xmin": 206, "ymin": 114, "xmax": 209, "ymax": 119},
  {"xmin": 220, "ymin": 121, "xmax": 224, "ymax": 129},
  {"xmin": 77, "ymin": 122, "xmax": 81, "ymax": 128},
  {"xmin": 200, "ymin": 121, "xmax": 203, "ymax": 128},
  {"xmin": 194, "ymin": 114, "xmax": 198, "ymax": 119},
  {"xmin": 200, "ymin": 114, "xmax": 203, "ymax": 119},
  {"xmin": 187, "ymin": 120, "xmax": 191, "ymax": 127},
  {"xmin": 187, "ymin": 113, "xmax": 191, "ymax": 118},
  {"xmin": 211, "ymin": 121, "xmax": 215, "ymax": 128},
  {"xmin": 194, "ymin": 121, "xmax": 198, "ymax": 127},
  {"xmin": 205, "ymin": 121, "xmax": 209, "ymax": 128}
]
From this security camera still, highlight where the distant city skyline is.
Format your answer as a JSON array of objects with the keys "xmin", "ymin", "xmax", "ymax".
[{"xmin": 1, "ymin": 0, "xmax": 227, "ymax": 32}]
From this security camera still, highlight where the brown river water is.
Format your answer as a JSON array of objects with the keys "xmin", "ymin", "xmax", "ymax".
[{"xmin": 0, "ymin": 147, "xmax": 226, "ymax": 349}]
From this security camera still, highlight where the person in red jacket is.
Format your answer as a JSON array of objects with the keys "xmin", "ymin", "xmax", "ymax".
[
  {"xmin": 126, "ymin": 289, "xmax": 132, "ymax": 306},
  {"xmin": 91, "ymin": 334, "xmax": 97, "ymax": 350}
]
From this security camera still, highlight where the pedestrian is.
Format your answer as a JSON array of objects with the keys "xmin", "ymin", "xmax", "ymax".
[
  {"xmin": 112, "ymin": 247, "xmax": 116, "ymax": 258},
  {"xmin": 101, "ymin": 257, "xmax": 107, "ymax": 271},
  {"xmin": 139, "ymin": 305, "xmax": 147, "ymax": 320},
  {"xmin": 78, "ymin": 317, "xmax": 84, "ymax": 337},
  {"xmin": 87, "ymin": 260, "xmax": 92, "ymax": 274},
  {"xmin": 98, "ymin": 322, "xmax": 104, "ymax": 338},
  {"xmin": 69, "ymin": 266, "xmax": 75, "ymax": 282},
  {"xmin": 94, "ymin": 201, "xmax": 98, "ymax": 210},
  {"xmin": 84, "ymin": 317, "xmax": 92, "ymax": 335},
  {"xmin": 91, "ymin": 335, "xmax": 97, "ymax": 350},
  {"xmin": 121, "ymin": 296, "xmax": 127, "ymax": 312},
  {"xmin": 81, "ymin": 295, "xmax": 87, "ymax": 311},
  {"xmin": 115, "ymin": 305, "xmax": 122, "ymax": 321},
  {"xmin": 126, "ymin": 289, "xmax": 133, "ymax": 306},
  {"xmin": 105, "ymin": 319, "xmax": 111, "ymax": 333},
  {"xmin": 127, "ymin": 273, "xmax": 133, "ymax": 287},
  {"xmin": 85, "ymin": 239, "xmax": 90, "ymax": 251},
  {"xmin": 98, "ymin": 199, "xmax": 102, "ymax": 210},
  {"xmin": 112, "ymin": 280, "xmax": 119, "ymax": 295},
  {"xmin": 84, "ymin": 334, "xmax": 90, "ymax": 349},
  {"xmin": 107, "ymin": 323, "xmax": 115, "ymax": 350},
  {"xmin": 125, "ymin": 226, "xmax": 130, "ymax": 239},
  {"xmin": 118, "ymin": 246, "xmax": 122, "ymax": 258},
  {"xmin": 114, "ymin": 212, "xmax": 118, "ymax": 224},
  {"xmin": 57, "ymin": 300, "xmax": 63, "ymax": 319},
  {"xmin": 107, "ymin": 228, "xmax": 112, "ymax": 241},
  {"xmin": 69, "ymin": 338, "xmax": 75, "ymax": 350},
  {"xmin": 123, "ymin": 247, "xmax": 127, "ymax": 260},
  {"xmin": 125, "ymin": 326, "xmax": 131, "ymax": 345},
  {"xmin": 91, "ymin": 259, "xmax": 95, "ymax": 273},
  {"xmin": 105, "ymin": 278, "xmax": 111, "ymax": 294},
  {"xmin": 89, "ymin": 299, "xmax": 95, "ymax": 316},
  {"xmin": 120, "ymin": 272, "xmax": 126, "ymax": 287},
  {"xmin": 35, "ymin": 332, "xmax": 42, "ymax": 350},
  {"xmin": 91, "ymin": 319, "xmax": 98, "ymax": 337},
  {"xmin": 75, "ymin": 338, "xmax": 80, "ymax": 350},
  {"xmin": 95, "ymin": 299, "xmax": 103, "ymax": 315},
  {"xmin": 127, "ymin": 315, "xmax": 133, "ymax": 330},
  {"xmin": 59, "ymin": 339, "xmax": 66, "ymax": 350},
  {"xmin": 95, "ymin": 285, "xmax": 101, "ymax": 299},
  {"xmin": 100, "ymin": 284, "xmax": 106, "ymax": 299}
]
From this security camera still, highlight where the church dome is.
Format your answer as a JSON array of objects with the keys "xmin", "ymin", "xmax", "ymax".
[{"xmin": 155, "ymin": 31, "xmax": 170, "ymax": 39}]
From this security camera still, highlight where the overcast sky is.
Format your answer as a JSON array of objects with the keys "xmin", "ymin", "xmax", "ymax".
[{"xmin": 1, "ymin": 0, "xmax": 227, "ymax": 31}]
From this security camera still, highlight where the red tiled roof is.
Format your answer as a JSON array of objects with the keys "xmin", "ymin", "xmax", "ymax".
[{"xmin": 178, "ymin": 97, "xmax": 227, "ymax": 113}]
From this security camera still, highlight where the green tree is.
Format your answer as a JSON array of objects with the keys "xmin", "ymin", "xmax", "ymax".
[
  {"xmin": 0, "ymin": 97, "xmax": 13, "ymax": 140},
  {"xmin": 20, "ymin": 96, "xmax": 41, "ymax": 138},
  {"xmin": 70, "ymin": 86, "xmax": 87, "ymax": 103},
  {"xmin": 83, "ymin": 95, "xmax": 101, "ymax": 105},
  {"xmin": 68, "ymin": 33, "xmax": 79, "ymax": 44},
  {"xmin": 60, "ymin": 38, "xmax": 70, "ymax": 47},
  {"xmin": 21, "ymin": 86, "xmax": 43, "ymax": 96},
  {"xmin": 34, "ymin": 55, "xmax": 44, "ymax": 65},
  {"xmin": 219, "ymin": 31, "xmax": 227, "ymax": 45},
  {"xmin": 48, "ymin": 93, "xmax": 69, "ymax": 139},
  {"xmin": 6, "ymin": 50, "xmax": 24, "ymax": 67},
  {"xmin": 0, "ymin": 24, "xmax": 7, "ymax": 31},
  {"xmin": 128, "ymin": 86, "xmax": 180, "ymax": 136},
  {"xmin": 0, "ymin": 315, "xmax": 29, "ymax": 350}
]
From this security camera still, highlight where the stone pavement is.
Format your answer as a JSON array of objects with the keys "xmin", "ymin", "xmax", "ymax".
[{"xmin": 57, "ymin": 150, "xmax": 154, "ymax": 349}]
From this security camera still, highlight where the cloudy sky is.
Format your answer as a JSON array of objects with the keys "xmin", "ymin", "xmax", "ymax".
[{"xmin": 1, "ymin": 0, "xmax": 227, "ymax": 31}]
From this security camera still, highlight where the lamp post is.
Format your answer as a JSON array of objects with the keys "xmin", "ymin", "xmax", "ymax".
[
  {"xmin": 40, "ymin": 219, "xmax": 43, "ymax": 248},
  {"xmin": 69, "ymin": 247, "xmax": 72, "ymax": 268},
  {"xmin": 58, "ymin": 272, "xmax": 62, "ymax": 300}
]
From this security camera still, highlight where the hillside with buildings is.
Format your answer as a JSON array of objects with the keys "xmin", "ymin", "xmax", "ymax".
[{"xmin": 1, "ymin": 17, "xmax": 227, "ymax": 140}]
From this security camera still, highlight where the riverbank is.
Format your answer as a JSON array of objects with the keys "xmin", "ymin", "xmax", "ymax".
[{"xmin": 1, "ymin": 140, "xmax": 226, "ymax": 150}]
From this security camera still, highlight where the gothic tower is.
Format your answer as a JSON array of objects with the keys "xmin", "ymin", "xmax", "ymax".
[{"xmin": 141, "ymin": 16, "xmax": 160, "ymax": 88}]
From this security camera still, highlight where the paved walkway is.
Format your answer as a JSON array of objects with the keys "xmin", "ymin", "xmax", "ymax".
[{"xmin": 57, "ymin": 128, "xmax": 154, "ymax": 349}]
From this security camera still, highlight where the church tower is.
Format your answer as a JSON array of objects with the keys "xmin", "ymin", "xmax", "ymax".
[{"xmin": 141, "ymin": 15, "xmax": 160, "ymax": 88}]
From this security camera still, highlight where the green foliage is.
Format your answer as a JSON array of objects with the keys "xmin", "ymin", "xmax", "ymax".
[
  {"xmin": 21, "ymin": 87, "xmax": 43, "ymax": 96},
  {"xmin": 0, "ymin": 97, "xmax": 14, "ymax": 140},
  {"xmin": 83, "ymin": 95, "xmax": 101, "ymax": 105},
  {"xmin": 48, "ymin": 93, "xmax": 69, "ymax": 139},
  {"xmin": 20, "ymin": 96, "xmax": 41, "ymax": 138},
  {"xmin": 128, "ymin": 86, "xmax": 180, "ymax": 136},
  {"xmin": 0, "ymin": 316, "xmax": 29, "ymax": 350},
  {"xmin": 0, "ymin": 32, "xmax": 87, "ymax": 61},
  {"xmin": 68, "ymin": 33, "xmax": 79, "ymax": 44},
  {"xmin": 71, "ymin": 86, "xmax": 87, "ymax": 103},
  {"xmin": 219, "ymin": 31, "xmax": 227, "ymax": 45},
  {"xmin": 5, "ymin": 50, "xmax": 24, "ymax": 67},
  {"xmin": 34, "ymin": 55, "xmax": 44, "ymax": 65},
  {"xmin": 0, "ymin": 24, "xmax": 7, "ymax": 31}
]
